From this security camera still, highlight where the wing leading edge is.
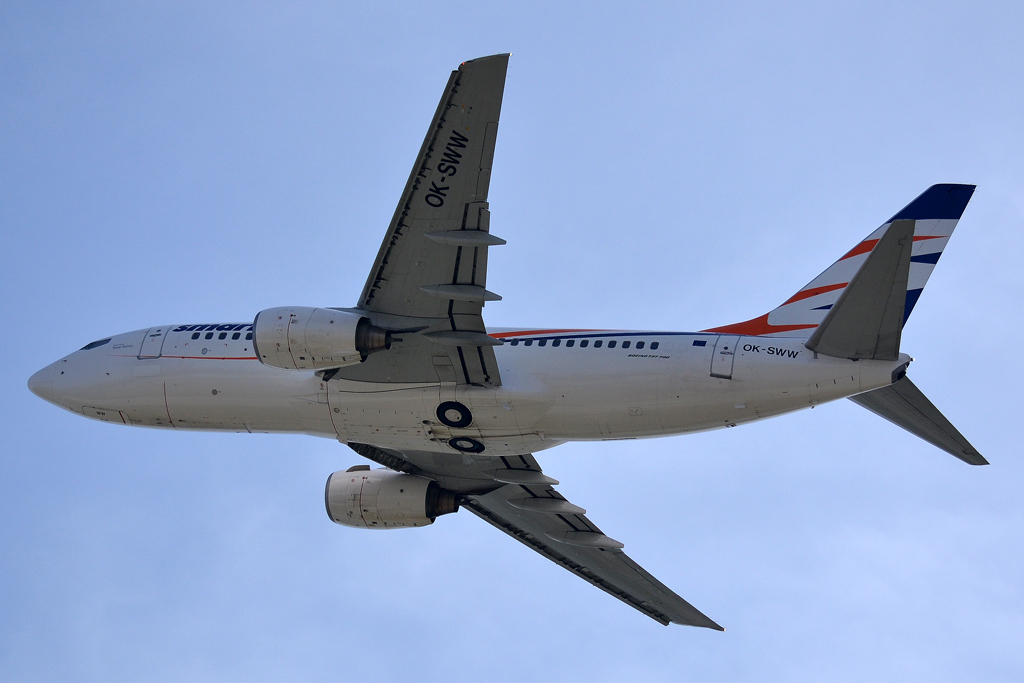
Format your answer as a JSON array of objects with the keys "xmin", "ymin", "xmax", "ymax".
[{"xmin": 348, "ymin": 442, "xmax": 722, "ymax": 629}]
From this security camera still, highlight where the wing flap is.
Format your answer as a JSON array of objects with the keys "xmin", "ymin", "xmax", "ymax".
[
  {"xmin": 464, "ymin": 484, "xmax": 723, "ymax": 629},
  {"xmin": 346, "ymin": 442, "xmax": 722, "ymax": 628},
  {"xmin": 341, "ymin": 56, "xmax": 510, "ymax": 387},
  {"xmin": 359, "ymin": 56, "xmax": 508, "ymax": 319}
]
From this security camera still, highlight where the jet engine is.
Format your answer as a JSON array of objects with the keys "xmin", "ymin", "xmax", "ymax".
[
  {"xmin": 325, "ymin": 466, "xmax": 459, "ymax": 529},
  {"xmin": 252, "ymin": 307, "xmax": 391, "ymax": 371}
]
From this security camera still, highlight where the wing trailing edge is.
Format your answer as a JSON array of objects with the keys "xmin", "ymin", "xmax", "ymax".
[{"xmin": 347, "ymin": 441, "xmax": 723, "ymax": 628}]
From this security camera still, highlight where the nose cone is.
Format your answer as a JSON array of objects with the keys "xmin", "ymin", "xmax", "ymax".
[{"xmin": 28, "ymin": 364, "xmax": 55, "ymax": 402}]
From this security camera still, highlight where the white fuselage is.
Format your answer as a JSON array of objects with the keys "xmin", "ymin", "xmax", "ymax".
[{"xmin": 29, "ymin": 324, "xmax": 908, "ymax": 457}]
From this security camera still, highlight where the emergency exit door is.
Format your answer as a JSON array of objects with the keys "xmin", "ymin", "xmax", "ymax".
[
  {"xmin": 710, "ymin": 335, "xmax": 739, "ymax": 379},
  {"xmin": 137, "ymin": 326, "xmax": 168, "ymax": 359}
]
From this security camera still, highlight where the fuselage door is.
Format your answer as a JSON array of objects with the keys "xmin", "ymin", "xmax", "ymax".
[
  {"xmin": 710, "ymin": 335, "xmax": 740, "ymax": 379},
  {"xmin": 138, "ymin": 326, "xmax": 168, "ymax": 359}
]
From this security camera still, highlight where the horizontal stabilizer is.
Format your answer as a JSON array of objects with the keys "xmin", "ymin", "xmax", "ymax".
[
  {"xmin": 806, "ymin": 219, "xmax": 915, "ymax": 360},
  {"xmin": 849, "ymin": 376, "xmax": 987, "ymax": 465}
]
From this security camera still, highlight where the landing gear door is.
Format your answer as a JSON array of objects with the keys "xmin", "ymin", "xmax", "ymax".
[
  {"xmin": 138, "ymin": 326, "xmax": 168, "ymax": 359},
  {"xmin": 710, "ymin": 335, "xmax": 739, "ymax": 379}
]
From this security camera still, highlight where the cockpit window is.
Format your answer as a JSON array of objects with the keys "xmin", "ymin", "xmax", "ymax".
[{"xmin": 80, "ymin": 338, "xmax": 111, "ymax": 351}]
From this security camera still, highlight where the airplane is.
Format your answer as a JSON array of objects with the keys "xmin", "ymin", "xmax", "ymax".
[{"xmin": 27, "ymin": 54, "xmax": 985, "ymax": 630}]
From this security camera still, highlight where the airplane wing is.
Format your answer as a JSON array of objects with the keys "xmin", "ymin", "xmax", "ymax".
[
  {"xmin": 339, "ymin": 54, "xmax": 509, "ymax": 387},
  {"xmin": 339, "ymin": 56, "xmax": 719, "ymax": 628},
  {"xmin": 348, "ymin": 442, "xmax": 723, "ymax": 629}
]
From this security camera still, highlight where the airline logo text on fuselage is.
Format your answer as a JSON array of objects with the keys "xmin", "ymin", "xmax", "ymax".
[
  {"xmin": 742, "ymin": 343, "xmax": 800, "ymax": 359},
  {"xmin": 172, "ymin": 324, "xmax": 254, "ymax": 333}
]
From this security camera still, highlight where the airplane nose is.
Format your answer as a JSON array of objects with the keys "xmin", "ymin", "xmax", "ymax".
[{"xmin": 28, "ymin": 364, "xmax": 54, "ymax": 402}]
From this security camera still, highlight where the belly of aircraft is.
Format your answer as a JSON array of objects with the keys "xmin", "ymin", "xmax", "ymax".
[{"xmin": 70, "ymin": 331, "xmax": 902, "ymax": 457}]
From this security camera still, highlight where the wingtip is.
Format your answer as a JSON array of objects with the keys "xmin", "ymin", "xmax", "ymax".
[
  {"xmin": 672, "ymin": 615, "xmax": 725, "ymax": 630},
  {"xmin": 460, "ymin": 53, "xmax": 512, "ymax": 68},
  {"xmin": 687, "ymin": 620, "xmax": 725, "ymax": 631},
  {"xmin": 958, "ymin": 447, "xmax": 988, "ymax": 466}
]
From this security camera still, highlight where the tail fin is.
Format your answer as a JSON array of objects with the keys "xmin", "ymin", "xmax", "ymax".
[
  {"xmin": 850, "ymin": 375, "xmax": 987, "ymax": 465},
  {"xmin": 705, "ymin": 184, "xmax": 976, "ymax": 338},
  {"xmin": 804, "ymin": 218, "xmax": 914, "ymax": 360}
]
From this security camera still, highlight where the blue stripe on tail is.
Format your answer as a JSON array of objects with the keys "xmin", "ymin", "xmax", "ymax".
[
  {"xmin": 904, "ymin": 288, "xmax": 924, "ymax": 324},
  {"xmin": 911, "ymin": 252, "xmax": 942, "ymax": 265},
  {"xmin": 889, "ymin": 184, "xmax": 976, "ymax": 221}
]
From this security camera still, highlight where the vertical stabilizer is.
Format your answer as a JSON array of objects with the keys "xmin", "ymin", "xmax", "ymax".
[
  {"xmin": 805, "ymin": 219, "xmax": 914, "ymax": 360},
  {"xmin": 705, "ymin": 184, "xmax": 976, "ymax": 338}
]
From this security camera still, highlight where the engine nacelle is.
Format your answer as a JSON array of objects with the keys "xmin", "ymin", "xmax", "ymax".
[
  {"xmin": 325, "ymin": 467, "xmax": 459, "ymax": 529},
  {"xmin": 252, "ymin": 306, "xmax": 391, "ymax": 371}
]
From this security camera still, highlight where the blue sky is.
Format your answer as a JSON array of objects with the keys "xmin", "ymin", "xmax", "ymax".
[{"xmin": 3, "ymin": 2, "xmax": 1023, "ymax": 681}]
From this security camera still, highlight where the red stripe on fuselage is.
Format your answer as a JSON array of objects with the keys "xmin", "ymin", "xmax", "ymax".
[
  {"xmin": 162, "ymin": 355, "xmax": 258, "ymax": 360},
  {"xmin": 702, "ymin": 314, "xmax": 817, "ymax": 336},
  {"xmin": 114, "ymin": 354, "xmax": 258, "ymax": 360}
]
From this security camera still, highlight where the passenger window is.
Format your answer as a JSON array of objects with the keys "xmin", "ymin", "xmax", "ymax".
[
  {"xmin": 692, "ymin": 339, "xmax": 706, "ymax": 347},
  {"xmin": 594, "ymin": 340, "xmax": 603, "ymax": 348},
  {"xmin": 622, "ymin": 341, "xmax": 630, "ymax": 349},
  {"xmin": 580, "ymin": 339, "xmax": 589, "ymax": 348},
  {"xmin": 510, "ymin": 339, "xmax": 519, "ymax": 346},
  {"xmin": 608, "ymin": 340, "xmax": 616, "ymax": 348},
  {"xmin": 245, "ymin": 332, "xmax": 253, "ymax": 340},
  {"xmin": 566, "ymin": 340, "xmax": 575, "ymax": 347},
  {"xmin": 232, "ymin": 332, "xmax": 240, "ymax": 340},
  {"xmin": 552, "ymin": 339, "xmax": 561, "ymax": 347},
  {"xmin": 538, "ymin": 339, "xmax": 547, "ymax": 347},
  {"xmin": 636, "ymin": 341, "xmax": 645, "ymax": 349},
  {"xmin": 218, "ymin": 332, "xmax": 227, "ymax": 340},
  {"xmin": 205, "ymin": 332, "xmax": 214, "ymax": 340},
  {"xmin": 525, "ymin": 339, "xmax": 533, "ymax": 346},
  {"xmin": 650, "ymin": 341, "xmax": 659, "ymax": 350},
  {"xmin": 191, "ymin": 332, "xmax": 201, "ymax": 340}
]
